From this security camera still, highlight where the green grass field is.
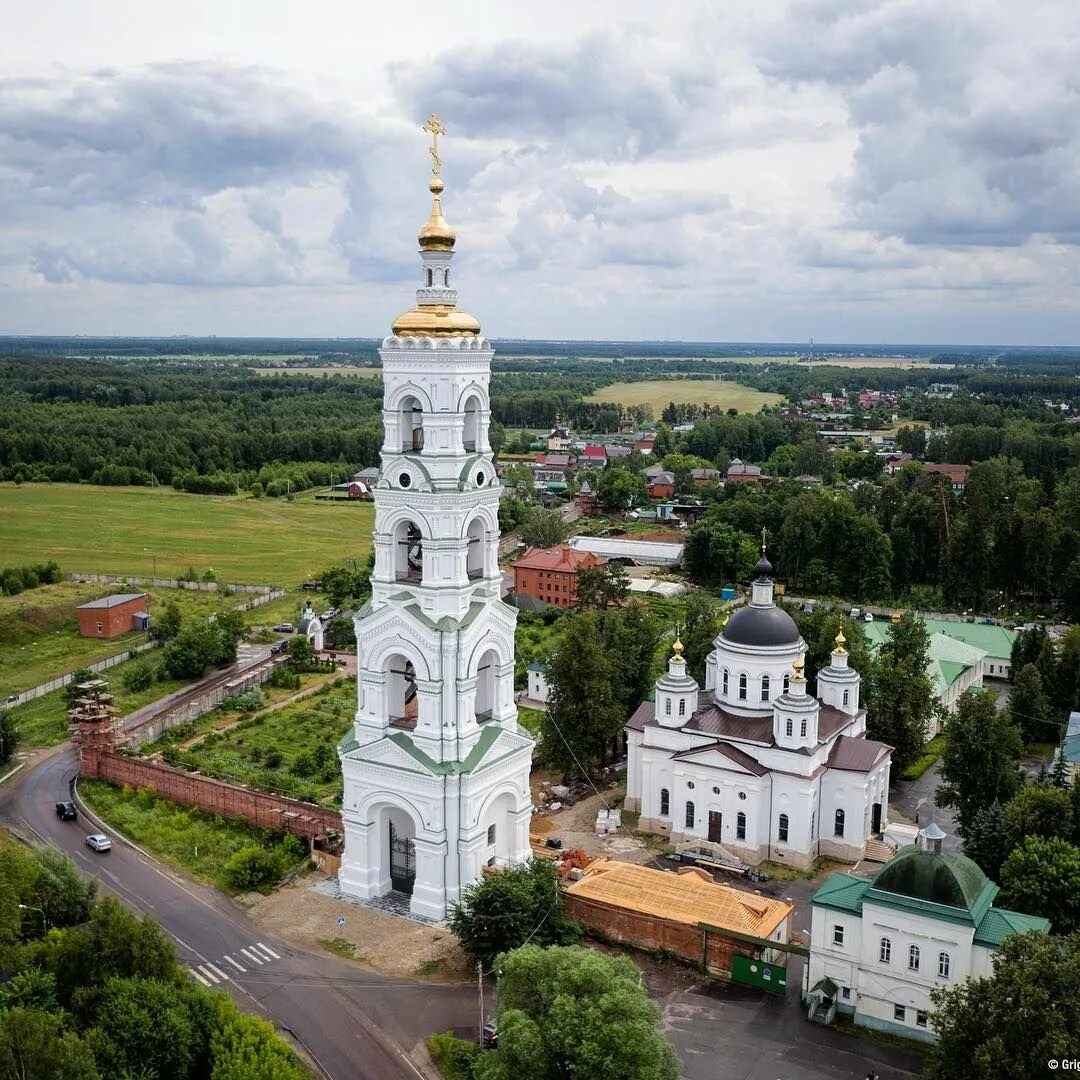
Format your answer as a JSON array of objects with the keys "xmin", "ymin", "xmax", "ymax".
[
  {"xmin": 79, "ymin": 780, "xmax": 306, "ymax": 893},
  {"xmin": 585, "ymin": 380, "xmax": 783, "ymax": 414},
  {"xmin": 0, "ymin": 580, "xmax": 284, "ymax": 700},
  {"xmin": 0, "ymin": 485, "xmax": 374, "ymax": 586}
]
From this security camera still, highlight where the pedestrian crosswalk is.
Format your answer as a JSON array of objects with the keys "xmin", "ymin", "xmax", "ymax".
[{"xmin": 188, "ymin": 941, "xmax": 281, "ymax": 986}]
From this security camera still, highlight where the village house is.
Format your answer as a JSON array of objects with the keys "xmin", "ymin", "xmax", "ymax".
[
  {"xmin": 726, "ymin": 459, "xmax": 768, "ymax": 485},
  {"xmin": 923, "ymin": 463, "xmax": 970, "ymax": 492}
]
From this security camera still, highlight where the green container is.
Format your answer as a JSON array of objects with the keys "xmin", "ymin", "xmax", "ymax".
[{"xmin": 731, "ymin": 954, "xmax": 787, "ymax": 995}]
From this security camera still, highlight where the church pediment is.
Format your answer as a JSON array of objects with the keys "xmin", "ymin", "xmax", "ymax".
[
  {"xmin": 669, "ymin": 741, "xmax": 769, "ymax": 776},
  {"xmin": 343, "ymin": 734, "xmax": 440, "ymax": 776}
]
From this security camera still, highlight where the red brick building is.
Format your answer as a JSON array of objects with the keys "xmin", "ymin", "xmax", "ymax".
[
  {"xmin": 77, "ymin": 593, "xmax": 149, "ymax": 638},
  {"xmin": 511, "ymin": 544, "xmax": 605, "ymax": 608}
]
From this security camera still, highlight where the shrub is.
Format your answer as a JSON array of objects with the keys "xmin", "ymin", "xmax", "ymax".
[
  {"xmin": 120, "ymin": 660, "xmax": 158, "ymax": 693},
  {"xmin": 222, "ymin": 846, "xmax": 286, "ymax": 893},
  {"xmin": 263, "ymin": 749, "xmax": 283, "ymax": 769},
  {"xmin": 292, "ymin": 752, "xmax": 316, "ymax": 779},
  {"xmin": 427, "ymin": 1032, "xmax": 481, "ymax": 1080}
]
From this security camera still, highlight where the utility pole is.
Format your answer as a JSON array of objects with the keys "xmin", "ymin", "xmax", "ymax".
[{"xmin": 477, "ymin": 962, "xmax": 485, "ymax": 1046}]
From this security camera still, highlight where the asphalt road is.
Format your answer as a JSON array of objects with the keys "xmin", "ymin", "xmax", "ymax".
[{"xmin": 0, "ymin": 746, "xmax": 475, "ymax": 1080}]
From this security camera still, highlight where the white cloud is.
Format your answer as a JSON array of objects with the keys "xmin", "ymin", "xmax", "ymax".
[{"xmin": 0, "ymin": 0, "xmax": 1077, "ymax": 343}]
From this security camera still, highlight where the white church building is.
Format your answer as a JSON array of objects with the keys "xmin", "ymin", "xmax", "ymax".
[
  {"xmin": 337, "ymin": 118, "xmax": 534, "ymax": 922},
  {"xmin": 625, "ymin": 553, "xmax": 892, "ymax": 869}
]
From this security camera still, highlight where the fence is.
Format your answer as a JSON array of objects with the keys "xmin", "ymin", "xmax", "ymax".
[
  {"xmin": 85, "ymin": 751, "xmax": 342, "ymax": 841},
  {"xmin": 123, "ymin": 656, "xmax": 283, "ymax": 748},
  {"xmin": 66, "ymin": 572, "xmax": 283, "ymax": 599},
  {"xmin": 6, "ymin": 641, "xmax": 157, "ymax": 709}
]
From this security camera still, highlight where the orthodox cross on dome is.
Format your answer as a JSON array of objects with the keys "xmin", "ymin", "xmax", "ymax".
[
  {"xmin": 792, "ymin": 654, "xmax": 806, "ymax": 682},
  {"xmin": 760, "ymin": 526, "xmax": 767, "ymax": 553},
  {"xmin": 423, "ymin": 113, "xmax": 447, "ymax": 176}
]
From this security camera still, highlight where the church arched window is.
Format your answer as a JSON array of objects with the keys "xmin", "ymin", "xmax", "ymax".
[
  {"xmin": 909, "ymin": 944, "xmax": 920, "ymax": 971},
  {"xmin": 800, "ymin": 718, "xmax": 807, "ymax": 737},
  {"xmin": 685, "ymin": 802, "xmax": 695, "ymax": 829},
  {"xmin": 785, "ymin": 718, "xmax": 793, "ymax": 737},
  {"xmin": 664, "ymin": 698, "xmax": 671, "ymax": 716},
  {"xmin": 738, "ymin": 673, "xmax": 747, "ymax": 701},
  {"xmin": 722, "ymin": 669, "xmax": 729, "ymax": 696},
  {"xmin": 783, "ymin": 673, "xmax": 790, "ymax": 693},
  {"xmin": 659, "ymin": 788, "xmax": 670, "ymax": 816},
  {"xmin": 777, "ymin": 814, "xmax": 789, "ymax": 842},
  {"xmin": 761, "ymin": 675, "xmax": 770, "ymax": 702},
  {"xmin": 426, "ymin": 268, "xmax": 433, "ymax": 286},
  {"xmin": 678, "ymin": 698, "xmax": 686, "ymax": 717},
  {"xmin": 736, "ymin": 812, "xmax": 746, "ymax": 840},
  {"xmin": 834, "ymin": 808, "xmax": 845, "ymax": 837},
  {"xmin": 843, "ymin": 689, "xmax": 850, "ymax": 707}
]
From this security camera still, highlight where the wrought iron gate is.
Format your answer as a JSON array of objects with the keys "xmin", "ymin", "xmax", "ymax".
[{"xmin": 389, "ymin": 823, "xmax": 415, "ymax": 894}]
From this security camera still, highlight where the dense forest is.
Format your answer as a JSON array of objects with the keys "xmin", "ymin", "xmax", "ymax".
[{"xmin": 0, "ymin": 356, "xmax": 384, "ymax": 491}]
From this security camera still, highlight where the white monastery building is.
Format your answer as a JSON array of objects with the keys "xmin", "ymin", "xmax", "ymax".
[
  {"xmin": 625, "ymin": 551, "xmax": 892, "ymax": 869},
  {"xmin": 338, "ymin": 117, "xmax": 534, "ymax": 921},
  {"xmin": 806, "ymin": 823, "xmax": 1050, "ymax": 1041}
]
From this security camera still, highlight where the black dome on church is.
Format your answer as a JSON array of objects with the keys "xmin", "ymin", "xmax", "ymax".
[{"xmin": 721, "ymin": 604, "xmax": 801, "ymax": 647}]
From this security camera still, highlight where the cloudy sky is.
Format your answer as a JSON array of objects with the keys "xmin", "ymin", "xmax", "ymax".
[{"xmin": 2, "ymin": 0, "xmax": 1078, "ymax": 344}]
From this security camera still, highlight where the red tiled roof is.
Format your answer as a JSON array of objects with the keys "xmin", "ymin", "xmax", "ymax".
[
  {"xmin": 582, "ymin": 445, "xmax": 607, "ymax": 457},
  {"xmin": 512, "ymin": 544, "xmax": 603, "ymax": 573}
]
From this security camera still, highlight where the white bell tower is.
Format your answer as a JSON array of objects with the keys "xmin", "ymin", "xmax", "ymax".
[{"xmin": 339, "ymin": 116, "xmax": 534, "ymax": 922}]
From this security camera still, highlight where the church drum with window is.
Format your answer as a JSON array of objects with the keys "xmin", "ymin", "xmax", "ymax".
[{"xmin": 625, "ymin": 553, "xmax": 891, "ymax": 869}]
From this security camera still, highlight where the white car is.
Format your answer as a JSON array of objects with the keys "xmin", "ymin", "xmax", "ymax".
[{"xmin": 85, "ymin": 834, "xmax": 112, "ymax": 853}]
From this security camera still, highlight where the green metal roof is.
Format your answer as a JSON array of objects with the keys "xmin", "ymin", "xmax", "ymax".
[
  {"xmin": 386, "ymin": 725, "xmax": 502, "ymax": 775},
  {"xmin": 811, "ymin": 872, "xmax": 870, "ymax": 914},
  {"xmin": 937, "ymin": 659, "xmax": 968, "ymax": 690},
  {"xmin": 974, "ymin": 906, "xmax": 1051, "ymax": 947},
  {"xmin": 920, "ymin": 618, "xmax": 1016, "ymax": 660},
  {"xmin": 872, "ymin": 845, "xmax": 990, "ymax": 910}
]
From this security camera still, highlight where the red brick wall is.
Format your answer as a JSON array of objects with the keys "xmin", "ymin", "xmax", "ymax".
[
  {"xmin": 83, "ymin": 751, "xmax": 342, "ymax": 840},
  {"xmin": 513, "ymin": 567, "xmax": 578, "ymax": 607},
  {"xmin": 565, "ymin": 894, "xmax": 754, "ymax": 975},
  {"xmin": 78, "ymin": 595, "xmax": 146, "ymax": 638}
]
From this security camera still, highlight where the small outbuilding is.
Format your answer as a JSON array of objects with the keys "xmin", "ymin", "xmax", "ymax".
[{"xmin": 77, "ymin": 593, "xmax": 149, "ymax": 639}]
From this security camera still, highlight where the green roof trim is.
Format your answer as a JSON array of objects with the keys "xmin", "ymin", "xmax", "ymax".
[
  {"xmin": 386, "ymin": 724, "xmax": 503, "ymax": 776},
  {"xmin": 974, "ymin": 906, "xmax": 1051, "ymax": 947},
  {"xmin": 811, "ymin": 872, "xmax": 870, "ymax": 915}
]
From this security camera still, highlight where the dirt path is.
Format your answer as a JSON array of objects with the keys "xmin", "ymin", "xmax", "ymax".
[{"xmin": 246, "ymin": 876, "xmax": 471, "ymax": 982}]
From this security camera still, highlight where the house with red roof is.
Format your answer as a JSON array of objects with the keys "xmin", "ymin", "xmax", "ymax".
[{"xmin": 511, "ymin": 544, "xmax": 606, "ymax": 608}]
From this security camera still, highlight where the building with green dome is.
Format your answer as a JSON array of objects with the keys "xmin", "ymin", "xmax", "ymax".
[{"xmin": 805, "ymin": 823, "xmax": 1049, "ymax": 1041}]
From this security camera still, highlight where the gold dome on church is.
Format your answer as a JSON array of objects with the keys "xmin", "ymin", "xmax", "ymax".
[
  {"xmin": 418, "ymin": 176, "xmax": 455, "ymax": 252},
  {"xmin": 391, "ymin": 115, "xmax": 481, "ymax": 339}
]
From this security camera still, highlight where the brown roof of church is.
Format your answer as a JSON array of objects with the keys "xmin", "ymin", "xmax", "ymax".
[
  {"xmin": 627, "ymin": 695, "xmax": 863, "ymax": 750},
  {"xmin": 670, "ymin": 740, "xmax": 769, "ymax": 776},
  {"xmin": 826, "ymin": 734, "xmax": 892, "ymax": 772}
]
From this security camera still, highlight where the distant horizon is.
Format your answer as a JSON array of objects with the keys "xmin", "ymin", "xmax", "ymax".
[{"xmin": 1, "ymin": 334, "xmax": 1078, "ymax": 352}]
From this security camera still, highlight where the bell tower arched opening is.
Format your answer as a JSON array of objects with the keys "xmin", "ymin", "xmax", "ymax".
[
  {"xmin": 386, "ymin": 652, "xmax": 418, "ymax": 729},
  {"xmin": 393, "ymin": 520, "xmax": 424, "ymax": 583},
  {"xmin": 463, "ymin": 393, "xmax": 482, "ymax": 452},
  {"xmin": 466, "ymin": 517, "xmax": 485, "ymax": 580},
  {"xmin": 401, "ymin": 394, "xmax": 424, "ymax": 453}
]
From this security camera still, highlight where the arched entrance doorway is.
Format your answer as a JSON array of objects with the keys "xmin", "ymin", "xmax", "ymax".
[{"xmin": 389, "ymin": 815, "xmax": 415, "ymax": 894}]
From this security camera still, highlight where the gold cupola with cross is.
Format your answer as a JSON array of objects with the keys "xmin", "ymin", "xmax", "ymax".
[{"xmin": 392, "ymin": 114, "xmax": 481, "ymax": 338}]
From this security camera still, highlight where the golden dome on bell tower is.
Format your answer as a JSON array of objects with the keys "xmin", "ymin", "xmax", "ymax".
[{"xmin": 390, "ymin": 114, "xmax": 480, "ymax": 339}]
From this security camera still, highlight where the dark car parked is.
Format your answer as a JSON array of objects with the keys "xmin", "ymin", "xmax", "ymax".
[{"xmin": 55, "ymin": 801, "xmax": 77, "ymax": 821}]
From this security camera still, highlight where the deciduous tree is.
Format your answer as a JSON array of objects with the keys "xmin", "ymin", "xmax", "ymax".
[
  {"xmin": 574, "ymin": 563, "xmax": 630, "ymax": 611},
  {"xmin": 929, "ymin": 931, "xmax": 1080, "ymax": 1080},
  {"xmin": 999, "ymin": 836, "xmax": 1080, "ymax": 932},
  {"xmin": 477, "ymin": 945, "xmax": 678, "ymax": 1080},
  {"xmin": 519, "ymin": 508, "xmax": 568, "ymax": 550},
  {"xmin": 937, "ymin": 689, "xmax": 1022, "ymax": 837},
  {"xmin": 448, "ymin": 861, "xmax": 580, "ymax": 968}
]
